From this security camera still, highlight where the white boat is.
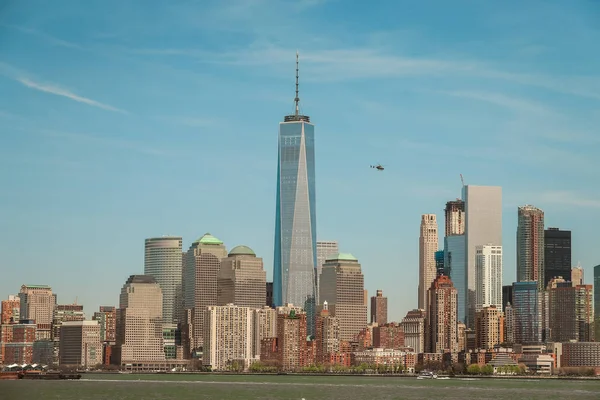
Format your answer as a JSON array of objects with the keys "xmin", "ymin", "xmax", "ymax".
[{"xmin": 417, "ymin": 371, "xmax": 438, "ymax": 379}]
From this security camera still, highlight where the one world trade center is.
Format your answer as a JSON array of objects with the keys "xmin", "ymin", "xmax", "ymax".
[{"xmin": 273, "ymin": 52, "xmax": 317, "ymax": 323}]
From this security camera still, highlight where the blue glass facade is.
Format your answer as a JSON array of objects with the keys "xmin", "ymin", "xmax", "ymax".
[
  {"xmin": 435, "ymin": 250, "xmax": 445, "ymax": 276},
  {"xmin": 445, "ymin": 235, "xmax": 466, "ymax": 324},
  {"xmin": 273, "ymin": 120, "xmax": 317, "ymax": 310},
  {"xmin": 512, "ymin": 281, "xmax": 542, "ymax": 344}
]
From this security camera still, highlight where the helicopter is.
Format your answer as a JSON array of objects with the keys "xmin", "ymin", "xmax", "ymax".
[{"xmin": 370, "ymin": 164, "xmax": 385, "ymax": 171}]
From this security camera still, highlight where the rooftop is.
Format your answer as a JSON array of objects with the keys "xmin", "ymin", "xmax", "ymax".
[
  {"xmin": 325, "ymin": 252, "xmax": 358, "ymax": 262},
  {"xmin": 193, "ymin": 232, "xmax": 224, "ymax": 245},
  {"xmin": 228, "ymin": 245, "xmax": 256, "ymax": 257},
  {"xmin": 125, "ymin": 275, "xmax": 157, "ymax": 285}
]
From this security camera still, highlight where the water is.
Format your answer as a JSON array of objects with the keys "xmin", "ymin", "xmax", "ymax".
[{"xmin": 1, "ymin": 373, "xmax": 599, "ymax": 399}]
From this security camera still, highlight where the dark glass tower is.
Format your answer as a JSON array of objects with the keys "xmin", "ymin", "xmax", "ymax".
[
  {"xmin": 273, "ymin": 53, "xmax": 317, "ymax": 319},
  {"xmin": 543, "ymin": 228, "xmax": 571, "ymax": 288}
]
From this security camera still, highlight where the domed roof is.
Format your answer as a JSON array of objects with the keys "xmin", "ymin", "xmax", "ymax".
[
  {"xmin": 193, "ymin": 233, "xmax": 223, "ymax": 245},
  {"xmin": 229, "ymin": 245, "xmax": 256, "ymax": 256}
]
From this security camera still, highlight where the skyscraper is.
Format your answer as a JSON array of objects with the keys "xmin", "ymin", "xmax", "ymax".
[
  {"xmin": 316, "ymin": 241, "xmax": 339, "ymax": 303},
  {"xmin": 475, "ymin": 244, "xmax": 503, "ymax": 312},
  {"xmin": 425, "ymin": 275, "xmax": 458, "ymax": 354},
  {"xmin": 517, "ymin": 205, "xmax": 545, "ymax": 291},
  {"xmin": 217, "ymin": 245, "xmax": 266, "ymax": 309},
  {"xmin": 273, "ymin": 52, "xmax": 317, "ymax": 311},
  {"xmin": 370, "ymin": 289, "xmax": 387, "ymax": 325},
  {"xmin": 445, "ymin": 200, "xmax": 465, "ymax": 236},
  {"xmin": 18, "ymin": 285, "xmax": 56, "ymax": 340},
  {"xmin": 512, "ymin": 281, "xmax": 542, "ymax": 345},
  {"xmin": 571, "ymin": 265, "xmax": 584, "ymax": 286},
  {"xmin": 543, "ymin": 228, "xmax": 571, "ymax": 288},
  {"xmin": 144, "ymin": 236, "xmax": 183, "ymax": 325},
  {"xmin": 419, "ymin": 214, "xmax": 438, "ymax": 311},
  {"xmin": 463, "ymin": 185, "xmax": 502, "ymax": 328}
]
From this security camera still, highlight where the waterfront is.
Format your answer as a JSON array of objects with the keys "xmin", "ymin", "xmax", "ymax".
[{"xmin": 1, "ymin": 373, "xmax": 599, "ymax": 400}]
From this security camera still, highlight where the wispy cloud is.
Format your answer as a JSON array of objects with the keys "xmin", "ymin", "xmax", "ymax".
[
  {"xmin": 435, "ymin": 90, "xmax": 552, "ymax": 115},
  {"xmin": 16, "ymin": 77, "xmax": 128, "ymax": 114},
  {"xmin": 0, "ymin": 24, "xmax": 83, "ymax": 49},
  {"xmin": 41, "ymin": 130, "xmax": 166, "ymax": 156},
  {"xmin": 539, "ymin": 190, "xmax": 600, "ymax": 208}
]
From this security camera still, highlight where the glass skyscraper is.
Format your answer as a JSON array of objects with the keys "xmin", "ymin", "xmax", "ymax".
[
  {"xmin": 512, "ymin": 281, "xmax": 542, "ymax": 344},
  {"xmin": 273, "ymin": 53, "xmax": 317, "ymax": 315},
  {"xmin": 445, "ymin": 235, "xmax": 466, "ymax": 323}
]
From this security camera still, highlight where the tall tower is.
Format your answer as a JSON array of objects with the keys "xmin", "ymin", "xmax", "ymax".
[
  {"xmin": 144, "ymin": 236, "xmax": 183, "ymax": 325},
  {"xmin": 418, "ymin": 214, "xmax": 438, "ymax": 310},
  {"xmin": 463, "ymin": 185, "xmax": 502, "ymax": 328},
  {"xmin": 517, "ymin": 205, "xmax": 545, "ymax": 291},
  {"xmin": 273, "ymin": 52, "xmax": 317, "ymax": 313},
  {"xmin": 370, "ymin": 289, "xmax": 388, "ymax": 325},
  {"xmin": 316, "ymin": 241, "xmax": 338, "ymax": 303},
  {"xmin": 217, "ymin": 245, "xmax": 266, "ymax": 309},
  {"xmin": 445, "ymin": 200, "xmax": 465, "ymax": 236},
  {"xmin": 475, "ymin": 244, "xmax": 503, "ymax": 311},
  {"xmin": 543, "ymin": 228, "xmax": 571, "ymax": 288},
  {"xmin": 426, "ymin": 275, "xmax": 458, "ymax": 354}
]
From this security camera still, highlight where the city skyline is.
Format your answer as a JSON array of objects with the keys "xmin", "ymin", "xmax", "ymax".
[{"xmin": 1, "ymin": 0, "xmax": 600, "ymax": 322}]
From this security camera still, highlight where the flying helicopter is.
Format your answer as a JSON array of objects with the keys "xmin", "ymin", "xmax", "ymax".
[{"xmin": 370, "ymin": 164, "xmax": 385, "ymax": 171}]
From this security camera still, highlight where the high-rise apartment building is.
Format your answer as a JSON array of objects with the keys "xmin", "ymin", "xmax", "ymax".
[
  {"xmin": 203, "ymin": 304, "xmax": 255, "ymax": 371},
  {"xmin": 319, "ymin": 253, "xmax": 367, "ymax": 341},
  {"xmin": 517, "ymin": 205, "xmax": 545, "ymax": 291},
  {"xmin": 114, "ymin": 275, "xmax": 165, "ymax": 366},
  {"xmin": 182, "ymin": 233, "xmax": 228, "ymax": 350},
  {"xmin": 59, "ymin": 321, "xmax": 102, "ymax": 368},
  {"xmin": 419, "ymin": 214, "xmax": 438, "ymax": 311},
  {"xmin": 425, "ymin": 275, "xmax": 458, "ymax": 354},
  {"xmin": 19, "ymin": 284, "xmax": 56, "ymax": 340},
  {"xmin": 253, "ymin": 306, "xmax": 277, "ymax": 358},
  {"xmin": 549, "ymin": 281, "xmax": 594, "ymax": 342},
  {"xmin": 571, "ymin": 265, "xmax": 584, "ymax": 286},
  {"xmin": 93, "ymin": 306, "xmax": 116, "ymax": 342},
  {"xmin": 475, "ymin": 245, "xmax": 503, "ymax": 312},
  {"xmin": 1, "ymin": 295, "xmax": 20, "ymax": 324},
  {"xmin": 475, "ymin": 305, "xmax": 504, "ymax": 350},
  {"xmin": 370, "ymin": 290, "xmax": 387, "ymax": 325},
  {"xmin": 275, "ymin": 305, "xmax": 308, "ymax": 371},
  {"xmin": 316, "ymin": 241, "xmax": 339, "ymax": 303},
  {"xmin": 218, "ymin": 245, "xmax": 266, "ymax": 309},
  {"xmin": 273, "ymin": 53, "xmax": 317, "ymax": 312},
  {"xmin": 315, "ymin": 302, "xmax": 341, "ymax": 364},
  {"xmin": 144, "ymin": 236, "xmax": 183, "ymax": 325},
  {"xmin": 463, "ymin": 185, "xmax": 502, "ymax": 328},
  {"xmin": 543, "ymin": 228, "xmax": 571, "ymax": 288},
  {"xmin": 512, "ymin": 281, "xmax": 542, "ymax": 345},
  {"xmin": 445, "ymin": 199, "xmax": 465, "ymax": 236},
  {"xmin": 401, "ymin": 309, "xmax": 426, "ymax": 354}
]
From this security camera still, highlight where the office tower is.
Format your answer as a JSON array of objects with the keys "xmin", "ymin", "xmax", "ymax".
[
  {"xmin": 319, "ymin": 253, "xmax": 367, "ymax": 341},
  {"xmin": 52, "ymin": 304, "xmax": 85, "ymax": 343},
  {"xmin": 594, "ymin": 265, "xmax": 600, "ymax": 340},
  {"xmin": 203, "ymin": 304, "xmax": 254, "ymax": 371},
  {"xmin": 266, "ymin": 282, "xmax": 274, "ymax": 308},
  {"xmin": 435, "ymin": 250, "xmax": 445, "ymax": 276},
  {"xmin": 502, "ymin": 285, "xmax": 513, "ymax": 312},
  {"xmin": 276, "ymin": 305, "xmax": 308, "ymax": 371},
  {"xmin": 475, "ymin": 305, "xmax": 504, "ymax": 350},
  {"xmin": 18, "ymin": 284, "xmax": 56, "ymax": 340},
  {"xmin": 445, "ymin": 235, "xmax": 466, "ymax": 324},
  {"xmin": 401, "ymin": 309, "xmax": 426, "ymax": 354},
  {"xmin": 114, "ymin": 275, "xmax": 165, "ymax": 366},
  {"xmin": 419, "ymin": 214, "xmax": 439, "ymax": 310},
  {"xmin": 463, "ymin": 185, "xmax": 502, "ymax": 328},
  {"xmin": 445, "ymin": 199, "xmax": 465, "ymax": 236},
  {"xmin": 316, "ymin": 241, "xmax": 339, "ymax": 303},
  {"xmin": 59, "ymin": 321, "xmax": 102, "ymax": 368},
  {"xmin": 273, "ymin": 53, "xmax": 317, "ymax": 311},
  {"xmin": 253, "ymin": 306, "xmax": 277, "ymax": 358},
  {"xmin": 512, "ymin": 281, "xmax": 542, "ymax": 345},
  {"xmin": 517, "ymin": 205, "xmax": 545, "ymax": 291},
  {"xmin": 370, "ymin": 290, "xmax": 388, "ymax": 325},
  {"xmin": 543, "ymin": 228, "xmax": 571, "ymax": 288},
  {"xmin": 475, "ymin": 245, "xmax": 503, "ymax": 312},
  {"xmin": 218, "ymin": 245, "xmax": 266, "ymax": 309},
  {"xmin": 144, "ymin": 236, "xmax": 183, "ymax": 325},
  {"xmin": 549, "ymin": 281, "xmax": 594, "ymax": 342},
  {"xmin": 182, "ymin": 233, "xmax": 228, "ymax": 350},
  {"xmin": 315, "ymin": 302, "xmax": 340, "ymax": 364},
  {"xmin": 571, "ymin": 265, "xmax": 584, "ymax": 286},
  {"xmin": 425, "ymin": 275, "xmax": 458, "ymax": 354},
  {"xmin": 93, "ymin": 306, "xmax": 116, "ymax": 342},
  {"xmin": 1, "ymin": 295, "xmax": 20, "ymax": 324}
]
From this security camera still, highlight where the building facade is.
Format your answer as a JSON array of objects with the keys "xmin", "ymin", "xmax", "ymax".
[
  {"xmin": 426, "ymin": 275, "xmax": 458, "ymax": 354},
  {"xmin": 59, "ymin": 321, "xmax": 102, "ymax": 368},
  {"xmin": 595, "ymin": 265, "xmax": 600, "ymax": 340},
  {"xmin": 370, "ymin": 289, "xmax": 388, "ymax": 325},
  {"xmin": 18, "ymin": 285, "xmax": 56, "ymax": 340},
  {"xmin": 319, "ymin": 253, "xmax": 367, "ymax": 342},
  {"xmin": 571, "ymin": 265, "xmax": 584, "ymax": 286},
  {"xmin": 543, "ymin": 228, "xmax": 571, "ymax": 288},
  {"xmin": 463, "ymin": 185, "xmax": 502, "ymax": 328},
  {"xmin": 517, "ymin": 205, "xmax": 545, "ymax": 291},
  {"xmin": 144, "ymin": 236, "xmax": 183, "ymax": 326},
  {"xmin": 549, "ymin": 282, "xmax": 594, "ymax": 342},
  {"xmin": 316, "ymin": 241, "xmax": 339, "ymax": 303},
  {"xmin": 93, "ymin": 306, "xmax": 116, "ymax": 342},
  {"xmin": 475, "ymin": 306, "xmax": 504, "ymax": 350},
  {"xmin": 444, "ymin": 199, "xmax": 465, "ymax": 236},
  {"xmin": 218, "ymin": 245, "xmax": 266, "ymax": 309},
  {"xmin": 475, "ymin": 244, "xmax": 503, "ymax": 312},
  {"xmin": 1, "ymin": 295, "xmax": 20, "ymax": 324},
  {"xmin": 444, "ymin": 234, "xmax": 466, "ymax": 324},
  {"xmin": 512, "ymin": 281, "xmax": 542, "ymax": 345},
  {"xmin": 401, "ymin": 309, "xmax": 426, "ymax": 354},
  {"xmin": 253, "ymin": 306, "xmax": 277, "ymax": 358},
  {"xmin": 419, "ymin": 214, "xmax": 438, "ymax": 311}
]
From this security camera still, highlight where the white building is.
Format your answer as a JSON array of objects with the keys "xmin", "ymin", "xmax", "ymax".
[
  {"xmin": 418, "ymin": 214, "xmax": 438, "ymax": 311},
  {"xmin": 475, "ymin": 244, "xmax": 503, "ymax": 312}
]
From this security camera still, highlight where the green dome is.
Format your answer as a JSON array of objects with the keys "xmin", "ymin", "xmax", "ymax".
[
  {"xmin": 229, "ymin": 245, "xmax": 256, "ymax": 256},
  {"xmin": 193, "ymin": 233, "xmax": 223, "ymax": 245},
  {"xmin": 326, "ymin": 252, "xmax": 357, "ymax": 262}
]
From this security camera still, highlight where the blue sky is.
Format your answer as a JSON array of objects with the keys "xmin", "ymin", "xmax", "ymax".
[{"xmin": 1, "ymin": 0, "xmax": 599, "ymax": 322}]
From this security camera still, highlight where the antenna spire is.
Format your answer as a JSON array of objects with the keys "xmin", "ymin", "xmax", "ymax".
[{"xmin": 294, "ymin": 50, "xmax": 300, "ymax": 116}]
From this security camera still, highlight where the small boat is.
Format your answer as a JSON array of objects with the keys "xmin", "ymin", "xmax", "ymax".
[{"xmin": 417, "ymin": 371, "xmax": 438, "ymax": 379}]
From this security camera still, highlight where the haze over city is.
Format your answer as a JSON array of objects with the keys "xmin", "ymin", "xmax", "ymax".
[{"xmin": 1, "ymin": 0, "xmax": 600, "ymax": 322}]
